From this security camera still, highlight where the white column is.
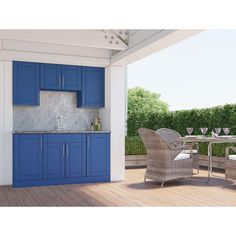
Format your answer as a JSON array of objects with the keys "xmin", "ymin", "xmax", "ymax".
[
  {"xmin": 4, "ymin": 61, "xmax": 13, "ymax": 185},
  {"xmin": 0, "ymin": 61, "xmax": 5, "ymax": 185},
  {"xmin": 0, "ymin": 61, "xmax": 13, "ymax": 185},
  {"xmin": 99, "ymin": 65, "xmax": 126, "ymax": 181}
]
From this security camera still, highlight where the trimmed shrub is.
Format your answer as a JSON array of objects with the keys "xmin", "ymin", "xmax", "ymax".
[
  {"xmin": 126, "ymin": 104, "xmax": 236, "ymax": 157},
  {"xmin": 125, "ymin": 136, "xmax": 146, "ymax": 155},
  {"xmin": 125, "ymin": 136, "xmax": 236, "ymax": 157},
  {"xmin": 127, "ymin": 104, "xmax": 236, "ymax": 137}
]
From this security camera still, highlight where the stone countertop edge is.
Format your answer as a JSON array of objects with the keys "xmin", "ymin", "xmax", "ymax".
[{"xmin": 13, "ymin": 130, "xmax": 111, "ymax": 134}]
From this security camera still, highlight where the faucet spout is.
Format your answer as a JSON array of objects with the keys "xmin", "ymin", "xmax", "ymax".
[{"xmin": 57, "ymin": 116, "xmax": 63, "ymax": 131}]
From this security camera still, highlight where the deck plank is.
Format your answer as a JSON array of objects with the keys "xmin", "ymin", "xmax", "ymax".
[{"xmin": 0, "ymin": 169, "xmax": 235, "ymax": 206}]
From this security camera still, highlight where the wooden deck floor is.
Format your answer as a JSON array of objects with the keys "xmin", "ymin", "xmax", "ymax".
[{"xmin": 0, "ymin": 169, "xmax": 235, "ymax": 206}]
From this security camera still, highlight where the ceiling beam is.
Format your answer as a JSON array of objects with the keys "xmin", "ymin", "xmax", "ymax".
[
  {"xmin": 111, "ymin": 30, "xmax": 203, "ymax": 65},
  {"xmin": 2, "ymin": 39, "xmax": 110, "ymax": 59},
  {"xmin": 0, "ymin": 49, "xmax": 110, "ymax": 67},
  {"xmin": 0, "ymin": 30, "xmax": 128, "ymax": 51}
]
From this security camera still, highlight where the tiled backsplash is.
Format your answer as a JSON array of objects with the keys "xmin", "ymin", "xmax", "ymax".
[{"xmin": 13, "ymin": 91, "xmax": 97, "ymax": 131}]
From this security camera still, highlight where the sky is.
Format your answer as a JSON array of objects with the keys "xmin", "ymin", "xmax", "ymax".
[{"xmin": 127, "ymin": 30, "xmax": 236, "ymax": 111}]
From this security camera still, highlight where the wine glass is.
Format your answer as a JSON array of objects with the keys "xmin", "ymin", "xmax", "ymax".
[
  {"xmin": 186, "ymin": 128, "xmax": 193, "ymax": 135},
  {"xmin": 214, "ymin": 128, "xmax": 221, "ymax": 135},
  {"xmin": 223, "ymin": 128, "xmax": 230, "ymax": 135},
  {"xmin": 200, "ymin": 127, "xmax": 208, "ymax": 136}
]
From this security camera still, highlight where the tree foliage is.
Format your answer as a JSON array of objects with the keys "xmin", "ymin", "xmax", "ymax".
[{"xmin": 128, "ymin": 87, "xmax": 169, "ymax": 115}]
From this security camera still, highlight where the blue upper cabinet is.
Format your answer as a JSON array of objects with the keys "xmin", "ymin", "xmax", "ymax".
[
  {"xmin": 40, "ymin": 63, "xmax": 81, "ymax": 91},
  {"xmin": 13, "ymin": 61, "xmax": 104, "ymax": 108},
  {"xmin": 13, "ymin": 134, "xmax": 43, "ymax": 183},
  {"xmin": 62, "ymin": 65, "xmax": 82, "ymax": 91},
  {"xmin": 13, "ymin": 61, "xmax": 40, "ymax": 106},
  {"xmin": 78, "ymin": 66, "xmax": 105, "ymax": 108},
  {"xmin": 87, "ymin": 134, "xmax": 110, "ymax": 178},
  {"xmin": 40, "ymin": 63, "xmax": 61, "ymax": 90}
]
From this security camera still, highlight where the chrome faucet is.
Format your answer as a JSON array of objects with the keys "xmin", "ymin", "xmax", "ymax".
[{"xmin": 57, "ymin": 115, "xmax": 63, "ymax": 131}]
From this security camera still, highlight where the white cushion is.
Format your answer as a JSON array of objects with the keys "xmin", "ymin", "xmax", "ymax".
[
  {"xmin": 228, "ymin": 155, "xmax": 236, "ymax": 161},
  {"xmin": 174, "ymin": 153, "xmax": 191, "ymax": 161},
  {"xmin": 183, "ymin": 149, "xmax": 198, "ymax": 154}
]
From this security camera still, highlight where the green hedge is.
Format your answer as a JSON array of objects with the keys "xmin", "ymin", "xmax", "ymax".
[
  {"xmin": 128, "ymin": 104, "xmax": 236, "ymax": 137},
  {"xmin": 125, "ymin": 136, "xmax": 146, "ymax": 155},
  {"xmin": 125, "ymin": 136, "xmax": 236, "ymax": 157},
  {"xmin": 126, "ymin": 104, "xmax": 236, "ymax": 157}
]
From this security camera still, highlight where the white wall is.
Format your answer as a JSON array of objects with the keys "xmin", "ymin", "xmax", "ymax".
[
  {"xmin": 0, "ymin": 61, "xmax": 13, "ymax": 185},
  {"xmin": 100, "ymin": 65, "xmax": 126, "ymax": 181}
]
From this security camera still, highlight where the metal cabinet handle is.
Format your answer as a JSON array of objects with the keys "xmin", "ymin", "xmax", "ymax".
[
  {"xmin": 63, "ymin": 144, "xmax": 65, "ymax": 157},
  {"xmin": 87, "ymin": 136, "xmax": 89, "ymax": 147},
  {"xmin": 40, "ymin": 136, "xmax": 43, "ymax": 149},
  {"xmin": 82, "ymin": 94, "xmax": 85, "ymax": 104},
  {"xmin": 59, "ymin": 76, "xmax": 61, "ymax": 87},
  {"xmin": 66, "ymin": 144, "xmax": 69, "ymax": 157},
  {"xmin": 62, "ymin": 77, "xmax": 65, "ymax": 88}
]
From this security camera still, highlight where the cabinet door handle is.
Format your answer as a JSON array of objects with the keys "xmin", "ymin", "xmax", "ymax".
[
  {"xmin": 66, "ymin": 144, "xmax": 69, "ymax": 157},
  {"xmin": 82, "ymin": 94, "xmax": 85, "ymax": 104},
  {"xmin": 38, "ymin": 92, "xmax": 40, "ymax": 104},
  {"xmin": 62, "ymin": 77, "xmax": 65, "ymax": 88},
  {"xmin": 40, "ymin": 136, "xmax": 43, "ymax": 149},
  {"xmin": 59, "ymin": 76, "xmax": 61, "ymax": 87},
  {"xmin": 63, "ymin": 144, "xmax": 65, "ymax": 157},
  {"xmin": 87, "ymin": 136, "xmax": 89, "ymax": 147}
]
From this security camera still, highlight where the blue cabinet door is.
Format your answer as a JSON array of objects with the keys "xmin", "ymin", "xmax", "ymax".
[
  {"xmin": 87, "ymin": 134, "xmax": 110, "ymax": 177},
  {"xmin": 40, "ymin": 63, "xmax": 61, "ymax": 90},
  {"xmin": 65, "ymin": 141, "xmax": 86, "ymax": 178},
  {"xmin": 44, "ymin": 142, "xmax": 65, "ymax": 179},
  {"xmin": 61, "ymin": 65, "xmax": 82, "ymax": 91},
  {"xmin": 78, "ymin": 66, "xmax": 105, "ymax": 108},
  {"xmin": 13, "ymin": 61, "xmax": 40, "ymax": 106},
  {"xmin": 13, "ymin": 134, "xmax": 43, "ymax": 183}
]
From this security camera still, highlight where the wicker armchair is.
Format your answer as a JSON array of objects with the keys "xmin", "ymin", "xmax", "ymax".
[
  {"xmin": 225, "ymin": 146, "xmax": 236, "ymax": 181},
  {"xmin": 138, "ymin": 128, "xmax": 193, "ymax": 187},
  {"xmin": 156, "ymin": 128, "xmax": 200, "ymax": 173}
]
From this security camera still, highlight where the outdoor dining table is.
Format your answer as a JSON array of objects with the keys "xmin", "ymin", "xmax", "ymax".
[{"xmin": 180, "ymin": 135, "xmax": 236, "ymax": 183}]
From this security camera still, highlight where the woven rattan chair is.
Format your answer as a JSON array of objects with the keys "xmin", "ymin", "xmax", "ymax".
[
  {"xmin": 225, "ymin": 146, "xmax": 236, "ymax": 181},
  {"xmin": 156, "ymin": 128, "xmax": 199, "ymax": 173},
  {"xmin": 138, "ymin": 128, "xmax": 193, "ymax": 187}
]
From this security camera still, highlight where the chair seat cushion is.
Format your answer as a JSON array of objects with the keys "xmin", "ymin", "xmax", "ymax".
[
  {"xmin": 228, "ymin": 155, "xmax": 236, "ymax": 161},
  {"xmin": 183, "ymin": 149, "xmax": 198, "ymax": 154},
  {"xmin": 174, "ymin": 153, "xmax": 191, "ymax": 161}
]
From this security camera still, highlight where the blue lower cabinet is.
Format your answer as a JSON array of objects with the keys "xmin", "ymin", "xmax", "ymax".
[
  {"xmin": 66, "ymin": 142, "xmax": 86, "ymax": 178},
  {"xmin": 13, "ymin": 134, "xmax": 43, "ymax": 185},
  {"xmin": 13, "ymin": 133, "xmax": 110, "ymax": 187},
  {"xmin": 44, "ymin": 142, "xmax": 65, "ymax": 179},
  {"xmin": 87, "ymin": 134, "xmax": 110, "ymax": 178}
]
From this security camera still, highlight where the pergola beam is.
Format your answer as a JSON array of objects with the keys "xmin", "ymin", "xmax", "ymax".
[{"xmin": 0, "ymin": 30, "xmax": 128, "ymax": 51}]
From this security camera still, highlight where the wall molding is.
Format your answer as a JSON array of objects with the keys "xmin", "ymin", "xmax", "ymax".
[{"xmin": 0, "ymin": 49, "xmax": 110, "ymax": 67}]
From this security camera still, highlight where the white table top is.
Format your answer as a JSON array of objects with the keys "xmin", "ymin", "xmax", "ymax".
[{"xmin": 180, "ymin": 135, "xmax": 236, "ymax": 143}]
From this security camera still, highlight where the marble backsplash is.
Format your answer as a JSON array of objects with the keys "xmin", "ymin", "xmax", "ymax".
[{"xmin": 13, "ymin": 91, "xmax": 97, "ymax": 131}]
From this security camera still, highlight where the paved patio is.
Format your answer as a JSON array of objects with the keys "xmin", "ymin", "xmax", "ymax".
[{"xmin": 0, "ymin": 169, "xmax": 235, "ymax": 206}]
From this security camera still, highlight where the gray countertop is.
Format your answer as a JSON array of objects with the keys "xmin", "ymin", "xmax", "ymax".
[{"xmin": 13, "ymin": 130, "xmax": 111, "ymax": 134}]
